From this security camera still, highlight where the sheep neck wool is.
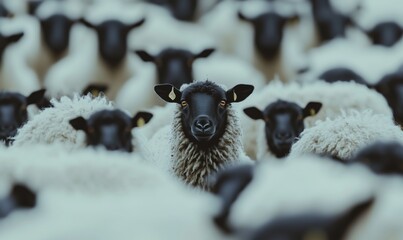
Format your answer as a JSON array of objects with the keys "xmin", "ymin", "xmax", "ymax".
[{"xmin": 171, "ymin": 105, "xmax": 243, "ymax": 190}]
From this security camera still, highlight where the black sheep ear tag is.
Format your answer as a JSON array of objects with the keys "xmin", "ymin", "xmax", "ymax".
[
  {"xmin": 154, "ymin": 84, "xmax": 182, "ymax": 103},
  {"xmin": 69, "ymin": 116, "xmax": 88, "ymax": 132},
  {"xmin": 303, "ymin": 102, "xmax": 322, "ymax": 118},
  {"xmin": 132, "ymin": 111, "xmax": 153, "ymax": 128},
  {"xmin": 226, "ymin": 84, "xmax": 254, "ymax": 103},
  {"xmin": 243, "ymin": 107, "xmax": 264, "ymax": 120}
]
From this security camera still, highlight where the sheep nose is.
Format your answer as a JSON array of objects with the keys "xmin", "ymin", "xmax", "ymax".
[
  {"xmin": 194, "ymin": 116, "xmax": 213, "ymax": 133},
  {"xmin": 275, "ymin": 131, "xmax": 292, "ymax": 141},
  {"xmin": 104, "ymin": 144, "xmax": 120, "ymax": 151}
]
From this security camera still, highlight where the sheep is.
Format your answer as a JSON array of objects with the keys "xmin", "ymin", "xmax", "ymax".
[
  {"xmin": 350, "ymin": 141, "xmax": 403, "ymax": 176},
  {"xmin": 12, "ymin": 94, "xmax": 113, "ymax": 149},
  {"xmin": 69, "ymin": 109, "xmax": 153, "ymax": 152},
  {"xmin": 243, "ymin": 100, "xmax": 322, "ymax": 159},
  {"xmin": 148, "ymin": 81, "xmax": 254, "ymax": 190},
  {"xmin": 237, "ymin": 80, "xmax": 392, "ymax": 159},
  {"xmin": 0, "ymin": 89, "xmax": 46, "ymax": 146},
  {"xmin": 355, "ymin": 0, "xmax": 403, "ymax": 47},
  {"xmin": 0, "ymin": 144, "xmax": 230, "ymax": 240},
  {"xmin": 200, "ymin": 0, "xmax": 315, "ymax": 81},
  {"xmin": 116, "ymin": 49, "xmax": 265, "ymax": 114},
  {"xmin": 289, "ymin": 111, "xmax": 403, "ymax": 161},
  {"xmin": 43, "ymin": 1, "xmax": 147, "ymax": 100}
]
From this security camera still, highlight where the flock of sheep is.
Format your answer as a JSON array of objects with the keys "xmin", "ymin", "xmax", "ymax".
[{"xmin": 1, "ymin": 0, "xmax": 403, "ymax": 239}]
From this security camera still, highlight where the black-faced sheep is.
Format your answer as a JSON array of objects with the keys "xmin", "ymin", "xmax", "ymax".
[
  {"xmin": 0, "ymin": 89, "xmax": 46, "ymax": 145},
  {"xmin": 69, "ymin": 109, "xmax": 153, "ymax": 152},
  {"xmin": 243, "ymin": 100, "xmax": 322, "ymax": 158},
  {"xmin": 150, "ymin": 81, "xmax": 254, "ymax": 190}
]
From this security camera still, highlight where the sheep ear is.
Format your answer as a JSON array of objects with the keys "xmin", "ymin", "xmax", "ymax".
[
  {"xmin": 80, "ymin": 18, "xmax": 96, "ymax": 29},
  {"xmin": 82, "ymin": 84, "xmax": 108, "ymax": 97},
  {"xmin": 69, "ymin": 117, "xmax": 88, "ymax": 132},
  {"xmin": 5, "ymin": 32, "xmax": 24, "ymax": 44},
  {"xmin": 10, "ymin": 184, "xmax": 36, "ymax": 208},
  {"xmin": 134, "ymin": 50, "xmax": 155, "ymax": 62},
  {"xmin": 26, "ymin": 89, "xmax": 46, "ymax": 105},
  {"xmin": 27, "ymin": 0, "xmax": 43, "ymax": 15},
  {"xmin": 132, "ymin": 111, "xmax": 153, "ymax": 128},
  {"xmin": 226, "ymin": 84, "xmax": 254, "ymax": 103},
  {"xmin": 303, "ymin": 102, "xmax": 322, "ymax": 118},
  {"xmin": 195, "ymin": 48, "xmax": 215, "ymax": 59},
  {"xmin": 334, "ymin": 197, "xmax": 374, "ymax": 234},
  {"xmin": 243, "ymin": 107, "xmax": 264, "ymax": 120},
  {"xmin": 126, "ymin": 18, "xmax": 146, "ymax": 31},
  {"xmin": 154, "ymin": 84, "xmax": 182, "ymax": 103},
  {"xmin": 237, "ymin": 11, "xmax": 253, "ymax": 22}
]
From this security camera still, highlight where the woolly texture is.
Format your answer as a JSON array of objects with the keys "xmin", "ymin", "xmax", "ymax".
[
  {"xmin": 237, "ymin": 80, "xmax": 392, "ymax": 159},
  {"xmin": 172, "ymin": 105, "xmax": 246, "ymax": 190},
  {"xmin": 13, "ymin": 94, "xmax": 113, "ymax": 149},
  {"xmin": 229, "ymin": 155, "xmax": 377, "ymax": 230},
  {"xmin": 290, "ymin": 111, "xmax": 403, "ymax": 160}
]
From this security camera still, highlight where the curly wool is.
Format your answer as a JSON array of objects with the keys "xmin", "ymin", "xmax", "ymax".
[
  {"xmin": 13, "ymin": 94, "xmax": 114, "ymax": 149},
  {"xmin": 289, "ymin": 111, "xmax": 403, "ymax": 160},
  {"xmin": 171, "ymin": 105, "xmax": 244, "ymax": 190}
]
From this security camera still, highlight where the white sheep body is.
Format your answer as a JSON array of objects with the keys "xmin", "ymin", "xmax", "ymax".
[
  {"xmin": 226, "ymin": 155, "xmax": 403, "ymax": 240},
  {"xmin": 289, "ymin": 111, "xmax": 403, "ymax": 160},
  {"xmin": 237, "ymin": 80, "xmax": 392, "ymax": 159}
]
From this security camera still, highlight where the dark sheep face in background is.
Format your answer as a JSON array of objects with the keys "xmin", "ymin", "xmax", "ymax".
[
  {"xmin": 238, "ymin": 11, "xmax": 298, "ymax": 60},
  {"xmin": 244, "ymin": 100, "xmax": 322, "ymax": 158},
  {"xmin": 0, "ymin": 2, "xmax": 12, "ymax": 18},
  {"xmin": 40, "ymin": 14, "xmax": 76, "ymax": 56},
  {"xmin": 69, "ymin": 109, "xmax": 152, "ymax": 152},
  {"xmin": 81, "ymin": 18, "xmax": 145, "ymax": 68},
  {"xmin": 135, "ymin": 48, "xmax": 215, "ymax": 89},
  {"xmin": 0, "ymin": 32, "xmax": 24, "ymax": 63},
  {"xmin": 310, "ymin": 0, "xmax": 352, "ymax": 42},
  {"xmin": 148, "ymin": 0, "xmax": 198, "ymax": 21},
  {"xmin": 367, "ymin": 22, "xmax": 403, "ymax": 47},
  {"xmin": 352, "ymin": 141, "xmax": 403, "ymax": 175},
  {"xmin": 0, "ymin": 89, "xmax": 46, "ymax": 145},
  {"xmin": 154, "ymin": 82, "xmax": 254, "ymax": 147},
  {"xmin": 375, "ymin": 71, "xmax": 403, "ymax": 125},
  {"xmin": 250, "ymin": 198, "xmax": 374, "ymax": 240},
  {"xmin": 318, "ymin": 67, "xmax": 368, "ymax": 85}
]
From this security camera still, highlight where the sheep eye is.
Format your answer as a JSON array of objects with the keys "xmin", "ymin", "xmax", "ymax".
[
  {"xmin": 20, "ymin": 105, "xmax": 27, "ymax": 111},
  {"xmin": 296, "ymin": 115, "xmax": 303, "ymax": 121},
  {"xmin": 219, "ymin": 100, "xmax": 226, "ymax": 107},
  {"xmin": 155, "ymin": 59, "xmax": 163, "ymax": 67},
  {"xmin": 88, "ymin": 127, "xmax": 95, "ymax": 134},
  {"xmin": 187, "ymin": 58, "xmax": 194, "ymax": 67},
  {"xmin": 181, "ymin": 101, "xmax": 188, "ymax": 108}
]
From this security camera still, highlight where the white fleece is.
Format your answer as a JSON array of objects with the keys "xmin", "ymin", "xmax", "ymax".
[
  {"xmin": 237, "ymin": 80, "xmax": 392, "ymax": 160},
  {"xmin": 290, "ymin": 111, "xmax": 403, "ymax": 160}
]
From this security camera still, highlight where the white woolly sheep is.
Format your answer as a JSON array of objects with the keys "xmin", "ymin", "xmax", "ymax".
[
  {"xmin": 147, "ymin": 81, "xmax": 254, "ymax": 190},
  {"xmin": 211, "ymin": 155, "xmax": 403, "ymax": 240},
  {"xmin": 237, "ymin": 80, "xmax": 392, "ymax": 160},
  {"xmin": 43, "ymin": 2, "xmax": 147, "ymax": 100},
  {"xmin": 289, "ymin": 111, "xmax": 403, "ymax": 160},
  {"xmin": 0, "ymin": 144, "xmax": 230, "ymax": 240},
  {"xmin": 200, "ymin": 0, "xmax": 316, "ymax": 82}
]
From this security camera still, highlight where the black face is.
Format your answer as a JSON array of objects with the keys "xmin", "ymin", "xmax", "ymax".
[
  {"xmin": 251, "ymin": 198, "xmax": 373, "ymax": 240},
  {"xmin": 239, "ymin": 11, "xmax": 295, "ymax": 60},
  {"xmin": 318, "ymin": 67, "xmax": 367, "ymax": 85},
  {"xmin": 81, "ymin": 18, "xmax": 145, "ymax": 68},
  {"xmin": 0, "ymin": 32, "xmax": 24, "ymax": 63},
  {"xmin": 135, "ymin": 48, "xmax": 215, "ymax": 89},
  {"xmin": 375, "ymin": 71, "xmax": 403, "ymax": 125},
  {"xmin": 69, "ymin": 109, "xmax": 153, "ymax": 152},
  {"xmin": 310, "ymin": 0, "xmax": 351, "ymax": 42},
  {"xmin": 367, "ymin": 22, "xmax": 403, "ymax": 47},
  {"xmin": 0, "ymin": 184, "xmax": 36, "ymax": 219},
  {"xmin": 352, "ymin": 141, "xmax": 403, "ymax": 175},
  {"xmin": 148, "ymin": 0, "xmax": 198, "ymax": 21},
  {"xmin": 154, "ymin": 81, "xmax": 254, "ymax": 147},
  {"xmin": 0, "ymin": 89, "xmax": 46, "ymax": 145},
  {"xmin": 0, "ymin": 2, "xmax": 12, "ymax": 18},
  {"xmin": 209, "ymin": 164, "xmax": 254, "ymax": 233},
  {"xmin": 244, "ymin": 100, "xmax": 322, "ymax": 158},
  {"xmin": 40, "ymin": 14, "xmax": 75, "ymax": 56}
]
